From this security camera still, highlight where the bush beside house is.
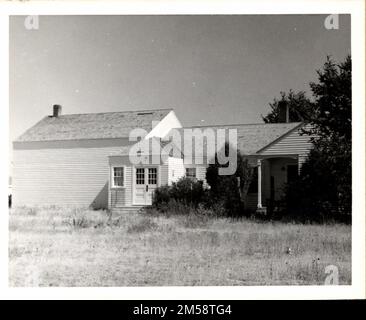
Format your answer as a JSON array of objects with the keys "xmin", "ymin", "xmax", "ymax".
[
  {"xmin": 152, "ymin": 177, "xmax": 206, "ymax": 212},
  {"xmin": 152, "ymin": 146, "xmax": 255, "ymax": 218}
]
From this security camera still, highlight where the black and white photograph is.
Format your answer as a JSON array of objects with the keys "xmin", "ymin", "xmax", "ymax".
[{"xmin": 2, "ymin": 0, "xmax": 365, "ymax": 300}]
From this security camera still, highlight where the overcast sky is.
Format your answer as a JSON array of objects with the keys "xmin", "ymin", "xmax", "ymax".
[{"xmin": 10, "ymin": 15, "xmax": 350, "ymax": 146}]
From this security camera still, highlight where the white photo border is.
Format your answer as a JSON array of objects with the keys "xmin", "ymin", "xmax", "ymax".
[{"xmin": 0, "ymin": 0, "xmax": 364, "ymax": 300}]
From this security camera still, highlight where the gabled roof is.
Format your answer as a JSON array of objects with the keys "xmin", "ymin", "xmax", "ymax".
[
  {"xmin": 256, "ymin": 122, "xmax": 306, "ymax": 154},
  {"xmin": 15, "ymin": 108, "xmax": 172, "ymax": 142},
  {"xmin": 166, "ymin": 122, "xmax": 302, "ymax": 157}
]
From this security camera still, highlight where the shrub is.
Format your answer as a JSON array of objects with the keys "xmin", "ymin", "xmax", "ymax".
[
  {"xmin": 284, "ymin": 148, "xmax": 351, "ymax": 223},
  {"xmin": 153, "ymin": 185, "xmax": 171, "ymax": 209},
  {"xmin": 152, "ymin": 173, "xmax": 245, "ymax": 218},
  {"xmin": 206, "ymin": 143, "xmax": 261, "ymax": 217},
  {"xmin": 155, "ymin": 199, "xmax": 194, "ymax": 216},
  {"xmin": 152, "ymin": 173, "xmax": 248, "ymax": 218},
  {"xmin": 170, "ymin": 177, "xmax": 205, "ymax": 207},
  {"xmin": 152, "ymin": 177, "xmax": 206, "ymax": 210},
  {"xmin": 206, "ymin": 144, "xmax": 248, "ymax": 217}
]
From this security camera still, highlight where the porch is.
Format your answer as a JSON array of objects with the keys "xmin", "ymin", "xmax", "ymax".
[{"xmin": 247, "ymin": 154, "xmax": 307, "ymax": 215}]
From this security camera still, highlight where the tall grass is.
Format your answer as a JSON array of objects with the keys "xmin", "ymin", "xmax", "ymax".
[{"xmin": 9, "ymin": 206, "xmax": 351, "ymax": 286}]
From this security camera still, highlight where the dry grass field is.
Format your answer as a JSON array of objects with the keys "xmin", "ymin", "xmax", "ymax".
[{"xmin": 9, "ymin": 206, "xmax": 351, "ymax": 286}]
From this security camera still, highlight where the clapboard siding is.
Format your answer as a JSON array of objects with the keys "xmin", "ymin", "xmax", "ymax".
[
  {"xmin": 110, "ymin": 166, "xmax": 133, "ymax": 208},
  {"xmin": 246, "ymin": 193, "xmax": 258, "ymax": 211},
  {"xmin": 167, "ymin": 157, "xmax": 185, "ymax": 185},
  {"xmin": 108, "ymin": 156, "xmax": 173, "ymax": 208},
  {"xmin": 298, "ymin": 154, "xmax": 308, "ymax": 170},
  {"xmin": 258, "ymin": 125, "xmax": 313, "ymax": 156},
  {"xmin": 196, "ymin": 166, "xmax": 208, "ymax": 182},
  {"xmin": 184, "ymin": 164, "xmax": 208, "ymax": 184},
  {"xmin": 13, "ymin": 144, "xmax": 129, "ymax": 208},
  {"xmin": 268, "ymin": 158, "xmax": 297, "ymax": 200},
  {"xmin": 160, "ymin": 162, "xmax": 169, "ymax": 186}
]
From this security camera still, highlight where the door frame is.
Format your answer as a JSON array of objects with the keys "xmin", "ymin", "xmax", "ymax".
[{"xmin": 132, "ymin": 165, "xmax": 160, "ymax": 205}]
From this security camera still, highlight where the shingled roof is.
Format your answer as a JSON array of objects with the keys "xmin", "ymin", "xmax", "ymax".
[
  {"xmin": 15, "ymin": 108, "xmax": 172, "ymax": 142},
  {"xmin": 166, "ymin": 122, "xmax": 302, "ymax": 157}
]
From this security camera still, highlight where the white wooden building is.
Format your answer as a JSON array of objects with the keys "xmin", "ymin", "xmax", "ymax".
[{"xmin": 13, "ymin": 105, "xmax": 313, "ymax": 212}]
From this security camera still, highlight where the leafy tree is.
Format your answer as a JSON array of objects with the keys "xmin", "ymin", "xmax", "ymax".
[
  {"xmin": 304, "ymin": 55, "xmax": 352, "ymax": 215},
  {"xmin": 262, "ymin": 90, "xmax": 313, "ymax": 123},
  {"xmin": 206, "ymin": 143, "xmax": 255, "ymax": 217},
  {"xmin": 262, "ymin": 55, "xmax": 351, "ymax": 220},
  {"xmin": 285, "ymin": 148, "xmax": 342, "ymax": 222},
  {"xmin": 279, "ymin": 55, "xmax": 351, "ymax": 220},
  {"xmin": 306, "ymin": 55, "xmax": 351, "ymax": 143}
]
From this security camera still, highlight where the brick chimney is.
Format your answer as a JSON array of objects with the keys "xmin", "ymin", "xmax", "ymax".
[
  {"xmin": 278, "ymin": 101, "xmax": 289, "ymax": 123},
  {"xmin": 53, "ymin": 104, "xmax": 62, "ymax": 117}
]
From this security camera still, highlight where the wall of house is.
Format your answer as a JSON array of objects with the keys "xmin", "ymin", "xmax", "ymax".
[
  {"xmin": 242, "ymin": 157, "xmax": 299, "ymax": 211},
  {"xmin": 183, "ymin": 164, "xmax": 208, "ymax": 185},
  {"xmin": 109, "ymin": 166, "xmax": 133, "ymax": 208},
  {"xmin": 246, "ymin": 194, "xmax": 258, "ymax": 211},
  {"xmin": 196, "ymin": 165, "xmax": 208, "ymax": 183},
  {"xmin": 258, "ymin": 125, "xmax": 313, "ymax": 156},
  {"xmin": 109, "ymin": 155, "xmax": 133, "ymax": 208},
  {"xmin": 267, "ymin": 157, "xmax": 298, "ymax": 201},
  {"xmin": 159, "ymin": 161, "xmax": 169, "ymax": 186},
  {"xmin": 109, "ymin": 155, "xmax": 171, "ymax": 208},
  {"xmin": 109, "ymin": 157, "xmax": 206, "ymax": 209},
  {"xmin": 167, "ymin": 157, "xmax": 185, "ymax": 185},
  {"xmin": 13, "ymin": 139, "xmax": 130, "ymax": 209}
]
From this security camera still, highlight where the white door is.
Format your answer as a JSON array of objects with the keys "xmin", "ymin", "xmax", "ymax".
[
  {"xmin": 134, "ymin": 167, "xmax": 146, "ymax": 205},
  {"xmin": 146, "ymin": 167, "xmax": 158, "ymax": 205},
  {"xmin": 133, "ymin": 167, "xmax": 158, "ymax": 205}
]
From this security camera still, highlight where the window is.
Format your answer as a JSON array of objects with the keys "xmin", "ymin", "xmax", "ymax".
[
  {"xmin": 148, "ymin": 168, "xmax": 157, "ymax": 185},
  {"xmin": 136, "ymin": 168, "xmax": 145, "ymax": 185},
  {"xmin": 113, "ymin": 167, "xmax": 124, "ymax": 187},
  {"xmin": 186, "ymin": 167, "xmax": 196, "ymax": 179}
]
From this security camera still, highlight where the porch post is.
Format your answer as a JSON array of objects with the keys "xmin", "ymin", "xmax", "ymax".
[
  {"xmin": 298, "ymin": 154, "xmax": 306, "ymax": 174},
  {"xmin": 257, "ymin": 158, "xmax": 262, "ymax": 209}
]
